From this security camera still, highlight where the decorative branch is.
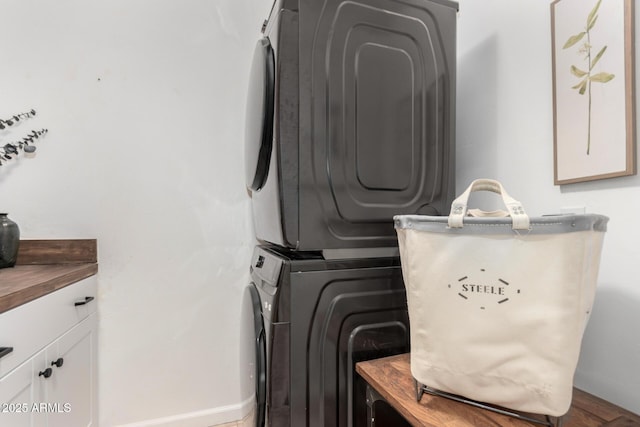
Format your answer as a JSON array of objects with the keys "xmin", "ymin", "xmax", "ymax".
[
  {"xmin": 0, "ymin": 109, "xmax": 37, "ymax": 130},
  {"xmin": 0, "ymin": 109, "xmax": 48, "ymax": 166},
  {"xmin": 562, "ymin": 0, "xmax": 615, "ymax": 155}
]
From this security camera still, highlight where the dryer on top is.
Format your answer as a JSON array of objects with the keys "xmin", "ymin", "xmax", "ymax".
[{"xmin": 245, "ymin": 0, "xmax": 458, "ymax": 251}]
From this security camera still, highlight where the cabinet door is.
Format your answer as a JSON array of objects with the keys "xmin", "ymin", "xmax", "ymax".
[
  {"xmin": 0, "ymin": 350, "xmax": 48, "ymax": 427},
  {"xmin": 0, "ymin": 357, "xmax": 35, "ymax": 427},
  {"xmin": 46, "ymin": 313, "xmax": 97, "ymax": 427}
]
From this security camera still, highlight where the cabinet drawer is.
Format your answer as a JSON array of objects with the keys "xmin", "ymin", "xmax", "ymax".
[{"xmin": 0, "ymin": 276, "xmax": 97, "ymax": 377}]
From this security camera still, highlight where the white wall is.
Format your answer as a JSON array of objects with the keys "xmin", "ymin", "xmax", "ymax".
[
  {"xmin": 0, "ymin": 0, "xmax": 271, "ymax": 425},
  {"xmin": 457, "ymin": 0, "xmax": 640, "ymax": 413}
]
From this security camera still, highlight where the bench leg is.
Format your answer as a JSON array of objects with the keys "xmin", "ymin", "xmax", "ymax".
[
  {"xmin": 366, "ymin": 384, "xmax": 383, "ymax": 427},
  {"xmin": 415, "ymin": 381, "xmax": 564, "ymax": 427}
]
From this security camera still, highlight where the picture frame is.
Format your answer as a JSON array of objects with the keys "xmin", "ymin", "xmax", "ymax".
[{"xmin": 551, "ymin": 0, "xmax": 636, "ymax": 185}]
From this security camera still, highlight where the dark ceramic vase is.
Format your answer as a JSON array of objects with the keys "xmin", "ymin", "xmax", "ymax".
[{"xmin": 0, "ymin": 213, "xmax": 20, "ymax": 268}]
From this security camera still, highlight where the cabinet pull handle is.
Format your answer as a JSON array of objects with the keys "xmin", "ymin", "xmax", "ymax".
[
  {"xmin": 51, "ymin": 358, "xmax": 64, "ymax": 368},
  {"xmin": 38, "ymin": 368, "xmax": 53, "ymax": 379},
  {"xmin": 0, "ymin": 347, "xmax": 13, "ymax": 359},
  {"xmin": 74, "ymin": 296, "xmax": 95, "ymax": 306}
]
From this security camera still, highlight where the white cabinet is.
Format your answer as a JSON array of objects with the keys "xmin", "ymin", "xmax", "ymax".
[
  {"xmin": 45, "ymin": 314, "xmax": 97, "ymax": 427},
  {"xmin": 0, "ymin": 277, "xmax": 98, "ymax": 426},
  {"xmin": 0, "ymin": 351, "xmax": 43, "ymax": 427}
]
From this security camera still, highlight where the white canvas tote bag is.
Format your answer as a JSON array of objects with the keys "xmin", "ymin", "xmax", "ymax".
[{"xmin": 394, "ymin": 179, "xmax": 608, "ymax": 417}]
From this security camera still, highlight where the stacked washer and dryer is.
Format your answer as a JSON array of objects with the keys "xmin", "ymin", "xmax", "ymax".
[{"xmin": 243, "ymin": 0, "xmax": 458, "ymax": 426}]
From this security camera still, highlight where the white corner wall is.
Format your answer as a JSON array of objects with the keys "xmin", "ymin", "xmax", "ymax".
[
  {"xmin": 0, "ymin": 0, "xmax": 271, "ymax": 425},
  {"xmin": 457, "ymin": 0, "xmax": 640, "ymax": 413}
]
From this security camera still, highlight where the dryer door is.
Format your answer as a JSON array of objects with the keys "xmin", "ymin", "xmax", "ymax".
[{"xmin": 245, "ymin": 37, "xmax": 275, "ymax": 192}]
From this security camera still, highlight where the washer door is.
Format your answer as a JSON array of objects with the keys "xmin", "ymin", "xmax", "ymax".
[
  {"xmin": 247, "ymin": 283, "xmax": 266, "ymax": 427},
  {"xmin": 245, "ymin": 37, "xmax": 275, "ymax": 192}
]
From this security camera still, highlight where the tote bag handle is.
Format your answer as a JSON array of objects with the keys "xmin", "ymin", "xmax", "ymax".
[{"xmin": 448, "ymin": 179, "xmax": 530, "ymax": 230}]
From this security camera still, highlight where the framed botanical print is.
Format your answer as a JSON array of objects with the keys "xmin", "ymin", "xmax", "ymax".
[{"xmin": 551, "ymin": 0, "xmax": 636, "ymax": 184}]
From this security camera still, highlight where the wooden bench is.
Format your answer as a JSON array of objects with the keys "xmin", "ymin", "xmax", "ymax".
[{"xmin": 356, "ymin": 353, "xmax": 640, "ymax": 426}]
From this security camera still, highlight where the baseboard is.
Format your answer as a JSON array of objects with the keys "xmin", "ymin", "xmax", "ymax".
[{"xmin": 114, "ymin": 396, "xmax": 255, "ymax": 427}]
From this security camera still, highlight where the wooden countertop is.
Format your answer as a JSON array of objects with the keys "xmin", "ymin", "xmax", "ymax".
[
  {"xmin": 356, "ymin": 353, "xmax": 640, "ymax": 426},
  {"xmin": 0, "ymin": 240, "xmax": 97, "ymax": 314}
]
